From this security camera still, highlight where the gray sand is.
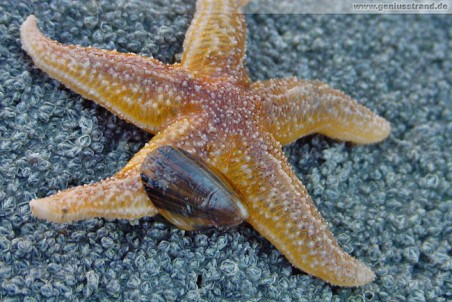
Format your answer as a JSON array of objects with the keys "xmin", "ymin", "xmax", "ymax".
[{"xmin": 0, "ymin": 0, "xmax": 450, "ymax": 301}]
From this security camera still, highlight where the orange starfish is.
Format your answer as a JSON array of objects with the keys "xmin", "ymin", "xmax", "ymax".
[{"xmin": 21, "ymin": 0, "xmax": 390, "ymax": 286}]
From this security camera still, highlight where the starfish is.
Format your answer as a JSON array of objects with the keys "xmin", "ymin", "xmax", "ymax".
[{"xmin": 21, "ymin": 0, "xmax": 390, "ymax": 286}]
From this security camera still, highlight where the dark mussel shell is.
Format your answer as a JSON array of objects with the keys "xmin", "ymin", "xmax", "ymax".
[{"xmin": 140, "ymin": 146, "xmax": 248, "ymax": 231}]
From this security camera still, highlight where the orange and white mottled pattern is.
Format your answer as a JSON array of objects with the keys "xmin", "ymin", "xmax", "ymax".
[{"xmin": 21, "ymin": 0, "xmax": 390, "ymax": 286}]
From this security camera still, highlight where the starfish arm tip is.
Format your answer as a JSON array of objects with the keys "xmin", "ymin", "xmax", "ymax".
[
  {"xmin": 20, "ymin": 15, "xmax": 42, "ymax": 46},
  {"xmin": 21, "ymin": 14, "xmax": 37, "ymax": 31},
  {"xmin": 29, "ymin": 196, "xmax": 62, "ymax": 223},
  {"xmin": 338, "ymin": 260, "xmax": 376, "ymax": 287},
  {"xmin": 292, "ymin": 249, "xmax": 376, "ymax": 287},
  {"xmin": 375, "ymin": 125, "xmax": 391, "ymax": 144},
  {"xmin": 358, "ymin": 115, "xmax": 392, "ymax": 144},
  {"xmin": 358, "ymin": 264, "xmax": 376, "ymax": 286},
  {"xmin": 378, "ymin": 117, "xmax": 392, "ymax": 141},
  {"xmin": 343, "ymin": 258, "xmax": 376, "ymax": 287},
  {"xmin": 29, "ymin": 191, "xmax": 90, "ymax": 224},
  {"xmin": 347, "ymin": 115, "xmax": 391, "ymax": 145},
  {"xmin": 285, "ymin": 234, "xmax": 376, "ymax": 286}
]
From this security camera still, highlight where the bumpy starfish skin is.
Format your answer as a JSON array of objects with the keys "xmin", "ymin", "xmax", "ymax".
[{"xmin": 21, "ymin": 0, "xmax": 390, "ymax": 286}]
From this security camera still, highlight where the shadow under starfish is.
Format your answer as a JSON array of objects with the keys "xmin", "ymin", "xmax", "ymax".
[{"xmin": 20, "ymin": 0, "xmax": 390, "ymax": 286}]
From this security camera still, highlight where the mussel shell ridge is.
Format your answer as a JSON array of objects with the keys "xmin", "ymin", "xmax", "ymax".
[{"xmin": 141, "ymin": 146, "xmax": 248, "ymax": 231}]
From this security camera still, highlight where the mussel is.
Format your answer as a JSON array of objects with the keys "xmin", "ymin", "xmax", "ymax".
[{"xmin": 140, "ymin": 145, "xmax": 248, "ymax": 231}]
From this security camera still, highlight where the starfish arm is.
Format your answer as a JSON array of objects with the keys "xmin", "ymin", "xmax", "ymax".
[
  {"xmin": 29, "ymin": 117, "xmax": 199, "ymax": 223},
  {"xmin": 29, "ymin": 172, "xmax": 156, "ymax": 223},
  {"xmin": 20, "ymin": 15, "xmax": 192, "ymax": 134},
  {"xmin": 224, "ymin": 131, "xmax": 375, "ymax": 286},
  {"xmin": 181, "ymin": 0, "xmax": 249, "ymax": 83},
  {"xmin": 255, "ymin": 78, "xmax": 391, "ymax": 145}
]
